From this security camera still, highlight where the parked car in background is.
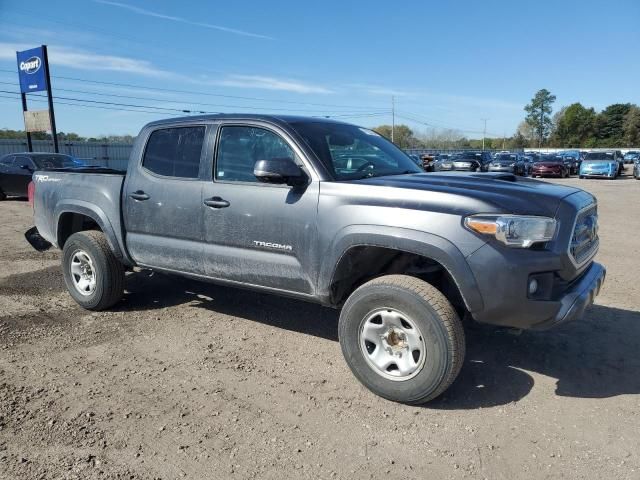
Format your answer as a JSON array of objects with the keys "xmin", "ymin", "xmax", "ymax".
[
  {"xmin": 487, "ymin": 152, "xmax": 528, "ymax": 176},
  {"xmin": 449, "ymin": 151, "xmax": 492, "ymax": 172},
  {"xmin": 0, "ymin": 153, "xmax": 90, "ymax": 199},
  {"xmin": 614, "ymin": 150, "xmax": 625, "ymax": 174},
  {"xmin": 421, "ymin": 153, "xmax": 436, "ymax": 172},
  {"xmin": 435, "ymin": 154, "xmax": 453, "ymax": 171},
  {"xmin": 579, "ymin": 151, "xmax": 621, "ymax": 179},
  {"xmin": 633, "ymin": 159, "xmax": 640, "ymax": 179},
  {"xmin": 623, "ymin": 151, "xmax": 639, "ymax": 164},
  {"xmin": 531, "ymin": 154, "xmax": 570, "ymax": 178},
  {"xmin": 558, "ymin": 150, "xmax": 583, "ymax": 175}
]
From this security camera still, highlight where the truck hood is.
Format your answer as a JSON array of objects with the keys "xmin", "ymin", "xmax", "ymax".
[{"xmin": 351, "ymin": 172, "xmax": 581, "ymax": 217}]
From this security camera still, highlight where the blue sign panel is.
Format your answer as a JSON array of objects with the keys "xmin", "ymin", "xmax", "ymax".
[{"xmin": 16, "ymin": 46, "xmax": 48, "ymax": 94}]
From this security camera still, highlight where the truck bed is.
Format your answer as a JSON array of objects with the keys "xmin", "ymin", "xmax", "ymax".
[{"xmin": 33, "ymin": 170, "xmax": 127, "ymax": 256}]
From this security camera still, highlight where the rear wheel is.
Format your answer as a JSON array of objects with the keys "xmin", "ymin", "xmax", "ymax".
[
  {"xmin": 0, "ymin": 188, "xmax": 5, "ymax": 200},
  {"xmin": 338, "ymin": 275, "xmax": 465, "ymax": 405},
  {"xmin": 62, "ymin": 231, "xmax": 124, "ymax": 310}
]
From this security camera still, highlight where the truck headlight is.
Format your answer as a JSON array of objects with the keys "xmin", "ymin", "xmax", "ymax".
[{"xmin": 465, "ymin": 215, "xmax": 557, "ymax": 248}]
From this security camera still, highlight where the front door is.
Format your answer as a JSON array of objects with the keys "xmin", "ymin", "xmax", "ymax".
[
  {"xmin": 123, "ymin": 125, "xmax": 207, "ymax": 273},
  {"xmin": 201, "ymin": 124, "xmax": 319, "ymax": 294}
]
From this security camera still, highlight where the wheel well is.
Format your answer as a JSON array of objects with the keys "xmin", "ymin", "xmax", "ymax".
[
  {"xmin": 57, "ymin": 212, "xmax": 101, "ymax": 248},
  {"xmin": 329, "ymin": 246, "xmax": 466, "ymax": 316}
]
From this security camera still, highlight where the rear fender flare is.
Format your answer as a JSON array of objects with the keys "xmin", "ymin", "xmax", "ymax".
[{"xmin": 54, "ymin": 200, "xmax": 130, "ymax": 264}]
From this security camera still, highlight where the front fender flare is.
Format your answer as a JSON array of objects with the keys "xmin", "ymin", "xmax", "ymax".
[{"xmin": 318, "ymin": 225, "xmax": 484, "ymax": 312}]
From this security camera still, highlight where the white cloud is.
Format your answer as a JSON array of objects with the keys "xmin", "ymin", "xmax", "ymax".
[
  {"xmin": 94, "ymin": 0, "xmax": 273, "ymax": 40},
  {"xmin": 0, "ymin": 42, "xmax": 171, "ymax": 78},
  {"xmin": 217, "ymin": 74, "xmax": 333, "ymax": 94},
  {"xmin": 0, "ymin": 43, "xmax": 333, "ymax": 95}
]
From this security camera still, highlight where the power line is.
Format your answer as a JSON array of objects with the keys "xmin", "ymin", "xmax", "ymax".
[
  {"xmin": 0, "ymin": 79, "xmax": 389, "ymax": 115},
  {"xmin": 0, "ymin": 89, "xmax": 214, "ymax": 114},
  {"xmin": 0, "ymin": 89, "xmax": 391, "ymax": 120},
  {"xmin": 0, "ymin": 68, "xmax": 383, "ymax": 111},
  {"xmin": 0, "ymin": 92, "xmax": 182, "ymax": 116},
  {"xmin": 395, "ymin": 111, "xmax": 503, "ymax": 137}
]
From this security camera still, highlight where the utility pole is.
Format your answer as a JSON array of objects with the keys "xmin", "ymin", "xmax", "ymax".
[
  {"xmin": 391, "ymin": 95, "xmax": 395, "ymax": 144},
  {"xmin": 481, "ymin": 118, "xmax": 488, "ymax": 150},
  {"xmin": 42, "ymin": 45, "xmax": 59, "ymax": 153}
]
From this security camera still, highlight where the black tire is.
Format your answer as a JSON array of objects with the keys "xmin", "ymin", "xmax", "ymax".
[
  {"xmin": 62, "ymin": 230, "xmax": 124, "ymax": 310},
  {"xmin": 0, "ymin": 188, "xmax": 5, "ymax": 201},
  {"xmin": 338, "ymin": 274, "xmax": 465, "ymax": 405},
  {"xmin": 579, "ymin": 175, "xmax": 584, "ymax": 179}
]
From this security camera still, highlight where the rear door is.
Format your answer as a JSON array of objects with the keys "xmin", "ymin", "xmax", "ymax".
[
  {"xmin": 123, "ymin": 124, "xmax": 209, "ymax": 273},
  {"xmin": 200, "ymin": 123, "xmax": 319, "ymax": 294}
]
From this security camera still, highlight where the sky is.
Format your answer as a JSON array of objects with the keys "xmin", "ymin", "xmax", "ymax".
[{"xmin": 0, "ymin": 0, "xmax": 638, "ymax": 138}]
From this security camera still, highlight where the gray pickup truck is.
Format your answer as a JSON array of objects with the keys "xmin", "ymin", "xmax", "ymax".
[{"xmin": 26, "ymin": 115, "xmax": 605, "ymax": 404}]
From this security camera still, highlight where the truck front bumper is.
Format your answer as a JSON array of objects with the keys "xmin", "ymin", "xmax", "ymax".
[
  {"xmin": 466, "ymin": 239, "xmax": 606, "ymax": 330},
  {"xmin": 529, "ymin": 261, "xmax": 605, "ymax": 330}
]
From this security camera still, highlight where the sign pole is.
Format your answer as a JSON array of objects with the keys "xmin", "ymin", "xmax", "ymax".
[
  {"xmin": 20, "ymin": 93, "xmax": 33, "ymax": 152},
  {"xmin": 41, "ymin": 45, "xmax": 59, "ymax": 153}
]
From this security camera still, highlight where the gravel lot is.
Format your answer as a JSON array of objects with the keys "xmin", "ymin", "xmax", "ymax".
[{"xmin": 1, "ymin": 171, "xmax": 639, "ymax": 480}]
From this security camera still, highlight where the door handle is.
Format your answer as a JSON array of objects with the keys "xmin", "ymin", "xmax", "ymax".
[
  {"xmin": 130, "ymin": 190, "xmax": 150, "ymax": 201},
  {"xmin": 203, "ymin": 196, "xmax": 230, "ymax": 208}
]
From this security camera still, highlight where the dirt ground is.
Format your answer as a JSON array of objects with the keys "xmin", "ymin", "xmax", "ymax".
[{"xmin": 1, "ymin": 171, "xmax": 639, "ymax": 480}]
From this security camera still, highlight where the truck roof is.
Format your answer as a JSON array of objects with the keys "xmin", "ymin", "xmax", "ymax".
[{"xmin": 143, "ymin": 114, "xmax": 352, "ymax": 129}]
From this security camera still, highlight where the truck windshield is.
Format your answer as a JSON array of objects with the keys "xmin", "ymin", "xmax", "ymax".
[{"xmin": 290, "ymin": 122, "xmax": 422, "ymax": 180}]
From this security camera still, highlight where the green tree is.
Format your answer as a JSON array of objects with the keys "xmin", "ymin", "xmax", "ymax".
[
  {"xmin": 552, "ymin": 103, "xmax": 597, "ymax": 147},
  {"xmin": 623, "ymin": 105, "xmax": 640, "ymax": 147},
  {"xmin": 509, "ymin": 131, "xmax": 528, "ymax": 149},
  {"xmin": 372, "ymin": 124, "xmax": 419, "ymax": 149},
  {"xmin": 596, "ymin": 103, "xmax": 631, "ymax": 146},
  {"xmin": 524, "ymin": 89, "xmax": 556, "ymax": 147}
]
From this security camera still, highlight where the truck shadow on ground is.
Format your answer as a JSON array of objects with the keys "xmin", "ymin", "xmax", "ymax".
[{"xmin": 118, "ymin": 271, "xmax": 640, "ymax": 409}]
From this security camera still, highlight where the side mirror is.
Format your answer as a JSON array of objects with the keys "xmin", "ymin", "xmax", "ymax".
[
  {"xmin": 20, "ymin": 164, "xmax": 33, "ymax": 171},
  {"xmin": 254, "ymin": 157, "xmax": 307, "ymax": 187}
]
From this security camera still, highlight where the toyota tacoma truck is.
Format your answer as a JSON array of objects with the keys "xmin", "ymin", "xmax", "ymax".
[{"xmin": 25, "ymin": 115, "xmax": 606, "ymax": 405}]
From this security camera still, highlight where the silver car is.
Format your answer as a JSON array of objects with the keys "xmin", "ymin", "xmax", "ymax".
[{"xmin": 488, "ymin": 153, "xmax": 526, "ymax": 176}]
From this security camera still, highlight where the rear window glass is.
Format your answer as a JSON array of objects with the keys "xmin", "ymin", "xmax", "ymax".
[{"xmin": 143, "ymin": 126, "xmax": 205, "ymax": 178}]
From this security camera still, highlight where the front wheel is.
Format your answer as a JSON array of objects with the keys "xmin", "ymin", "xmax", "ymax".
[
  {"xmin": 338, "ymin": 275, "xmax": 465, "ymax": 405},
  {"xmin": 0, "ymin": 188, "xmax": 5, "ymax": 201},
  {"xmin": 62, "ymin": 231, "xmax": 125, "ymax": 310}
]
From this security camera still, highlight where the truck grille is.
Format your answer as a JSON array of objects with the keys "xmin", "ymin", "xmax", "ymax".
[{"xmin": 570, "ymin": 205, "xmax": 599, "ymax": 265}]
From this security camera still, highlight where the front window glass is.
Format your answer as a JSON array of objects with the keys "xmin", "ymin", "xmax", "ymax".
[
  {"xmin": 216, "ymin": 126, "xmax": 296, "ymax": 183},
  {"xmin": 290, "ymin": 122, "xmax": 421, "ymax": 180}
]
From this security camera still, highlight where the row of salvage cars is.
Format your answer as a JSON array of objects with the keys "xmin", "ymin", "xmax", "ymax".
[{"xmin": 410, "ymin": 149, "xmax": 639, "ymax": 180}]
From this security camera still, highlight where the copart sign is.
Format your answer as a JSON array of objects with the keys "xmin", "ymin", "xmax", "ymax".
[{"xmin": 16, "ymin": 46, "xmax": 48, "ymax": 93}]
